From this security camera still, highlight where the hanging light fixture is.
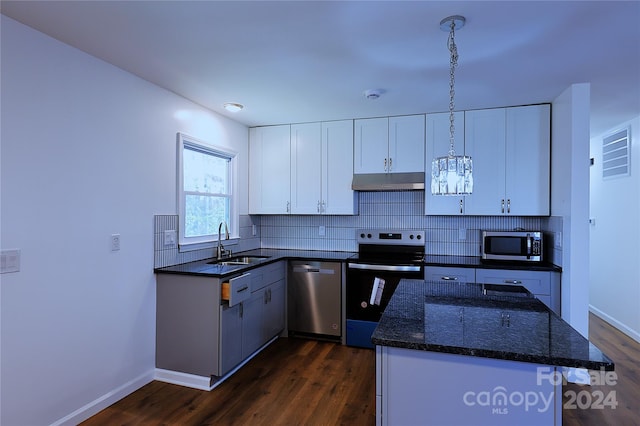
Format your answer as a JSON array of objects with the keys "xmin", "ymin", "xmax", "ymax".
[{"xmin": 431, "ymin": 15, "xmax": 473, "ymax": 196}]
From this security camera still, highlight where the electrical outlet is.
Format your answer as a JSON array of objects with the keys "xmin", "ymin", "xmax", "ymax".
[
  {"xmin": 252, "ymin": 225, "xmax": 257, "ymax": 236},
  {"xmin": 1, "ymin": 249, "xmax": 21, "ymax": 274},
  {"xmin": 458, "ymin": 228, "xmax": 467, "ymax": 240},
  {"xmin": 554, "ymin": 232, "xmax": 562, "ymax": 249},
  {"xmin": 111, "ymin": 234, "xmax": 121, "ymax": 251},
  {"xmin": 319, "ymin": 226, "xmax": 326, "ymax": 236},
  {"xmin": 164, "ymin": 230, "xmax": 177, "ymax": 246}
]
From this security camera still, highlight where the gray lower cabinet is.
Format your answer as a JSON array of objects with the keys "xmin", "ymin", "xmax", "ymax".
[
  {"xmin": 219, "ymin": 262, "xmax": 286, "ymax": 376},
  {"xmin": 425, "ymin": 266, "xmax": 560, "ymax": 315},
  {"xmin": 156, "ymin": 261, "xmax": 286, "ymax": 379},
  {"xmin": 156, "ymin": 274, "xmax": 222, "ymax": 377},
  {"xmin": 475, "ymin": 268, "xmax": 560, "ymax": 315}
]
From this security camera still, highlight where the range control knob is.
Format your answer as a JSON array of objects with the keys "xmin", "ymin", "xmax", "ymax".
[
  {"xmin": 360, "ymin": 233, "xmax": 366, "ymax": 239},
  {"xmin": 417, "ymin": 234, "xmax": 422, "ymax": 240},
  {"xmin": 367, "ymin": 233, "xmax": 372, "ymax": 239},
  {"xmin": 409, "ymin": 234, "xmax": 414, "ymax": 239}
]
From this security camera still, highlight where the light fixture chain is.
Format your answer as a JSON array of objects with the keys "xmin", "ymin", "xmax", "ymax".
[{"xmin": 448, "ymin": 19, "xmax": 458, "ymax": 158}]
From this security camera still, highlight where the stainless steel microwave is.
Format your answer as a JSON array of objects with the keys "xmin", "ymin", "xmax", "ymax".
[{"xmin": 481, "ymin": 231, "xmax": 543, "ymax": 262}]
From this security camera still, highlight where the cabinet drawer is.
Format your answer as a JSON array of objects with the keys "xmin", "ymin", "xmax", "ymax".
[
  {"xmin": 222, "ymin": 273, "xmax": 252, "ymax": 307},
  {"xmin": 475, "ymin": 269, "xmax": 551, "ymax": 295},
  {"xmin": 251, "ymin": 261, "xmax": 286, "ymax": 292},
  {"xmin": 425, "ymin": 266, "xmax": 476, "ymax": 283}
]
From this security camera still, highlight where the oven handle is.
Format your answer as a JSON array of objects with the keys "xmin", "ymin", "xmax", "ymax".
[{"xmin": 347, "ymin": 263, "xmax": 422, "ymax": 273}]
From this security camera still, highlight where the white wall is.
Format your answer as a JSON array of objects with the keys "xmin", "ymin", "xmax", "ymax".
[
  {"xmin": 589, "ymin": 116, "xmax": 640, "ymax": 342},
  {"xmin": 551, "ymin": 83, "xmax": 591, "ymax": 337},
  {"xmin": 0, "ymin": 16, "xmax": 248, "ymax": 426}
]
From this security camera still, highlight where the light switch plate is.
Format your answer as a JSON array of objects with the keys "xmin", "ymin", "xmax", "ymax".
[
  {"xmin": 111, "ymin": 234, "xmax": 121, "ymax": 251},
  {"xmin": 1, "ymin": 249, "xmax": 21, "ymax": 274}
]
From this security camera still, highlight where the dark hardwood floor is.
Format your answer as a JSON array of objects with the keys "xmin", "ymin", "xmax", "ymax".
[{"xmin": 82, "ymin": 313, "xmax": 638, "ymax": 425}]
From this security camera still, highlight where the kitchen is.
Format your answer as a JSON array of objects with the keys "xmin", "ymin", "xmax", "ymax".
[{"xmin": 2, "ymin": 2, "xmax": 640, "ymax": 426}]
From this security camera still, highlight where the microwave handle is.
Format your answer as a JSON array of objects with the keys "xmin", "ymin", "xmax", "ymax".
[{"xmin": 527, "ymin": 236, "xmax": 532, "ymax": 254}]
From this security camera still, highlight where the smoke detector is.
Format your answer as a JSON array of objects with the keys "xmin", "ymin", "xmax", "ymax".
[{"xmin": 363, "ymin": 89, "xmax": 383, "ymax": 100}]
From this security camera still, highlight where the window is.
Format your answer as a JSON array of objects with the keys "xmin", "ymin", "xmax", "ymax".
[{"xmin": 177, "ymin": 133, "xmax": 237, "ymax": 247}]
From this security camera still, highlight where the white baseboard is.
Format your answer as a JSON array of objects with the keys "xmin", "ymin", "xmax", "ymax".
[
  {"xmin": 589, "ymin": 304, "xmax": 640, "ymax": 343},
  {"xmin": 50, "ymin": 370, "xmax": 154, "ymax": 426},
  {"xmin": 154, "ymin": 369, "xmax": 214, "ymax": 391}
]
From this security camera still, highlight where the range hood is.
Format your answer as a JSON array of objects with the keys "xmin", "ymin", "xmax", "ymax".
[{"xmin": 351, "ymin": 172, "xmax": 425, "ymax": 191}]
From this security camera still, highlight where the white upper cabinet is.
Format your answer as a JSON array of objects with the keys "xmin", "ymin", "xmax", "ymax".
[
  {"xmin": 249, "ymin": 125, "xmax": 291, "ymax": 214},
  {"xmin": 388, "ymin": 115, "xmax": 426, "ymax": 173},
  {"xmin": 424, "ymin": 111, "xmax": 466, "ymax": 215},
  {"xmin": 504, "ymin": 105, "xmax": 550, "ymax": 216},
  {"xmin": 465, "ymin": 105, "xmax": 550, "ymax": 216},
  {"xmin": 354, "ymin": 115, "xmax": 425, "ymax": 174},
  {"xmin": 290, "ymin": 122, "xmax": 322, "ymax": 214},
  {"xmin": 252, "ymin": 120, "xmax": 355, "ymax": 215},
  {"xmin": 464, "ymin": 108, "xmax": 507, "ymax": 215},
  {"xmin": 321, "ymin": 120, "xmax": 356, "ymax": 214},
  {"xmin": 426, "ymin": 105, "xmax": 550, "ymax": 216}
]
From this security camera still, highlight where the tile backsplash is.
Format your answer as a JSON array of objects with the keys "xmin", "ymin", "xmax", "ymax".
[{"xmin": 155, "ymin": 191, "xmax": 562, "ymax": 268}]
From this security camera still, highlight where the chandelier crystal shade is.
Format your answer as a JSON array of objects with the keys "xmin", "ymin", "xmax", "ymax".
[{"xmin": 431, "ymin": 16, "xmax": 473, "ymax": 196}]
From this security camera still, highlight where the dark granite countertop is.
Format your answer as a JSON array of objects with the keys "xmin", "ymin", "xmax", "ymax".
[
  {"xmin": 154, "ymin": 248, "xmax": 357, "ymax": 277},
  {"xmin": 424, "ymin": 254, "xmax": 562, "ymax": 272},
  {"xmin": 371, "ymin": 279, "xmax": 613, "ymax": 371}
]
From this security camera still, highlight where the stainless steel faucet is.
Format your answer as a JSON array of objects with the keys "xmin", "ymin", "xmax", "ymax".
[{"xmin": 217, "ymin": 221, "xmax": 230, "ymax": 260}]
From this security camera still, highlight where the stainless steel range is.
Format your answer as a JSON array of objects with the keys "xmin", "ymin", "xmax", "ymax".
[{"xmin": 346, "ymin": 229, "xmax": 425, "ymax": 348}]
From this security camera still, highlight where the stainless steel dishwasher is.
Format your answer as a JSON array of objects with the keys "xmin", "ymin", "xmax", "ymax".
[{"xmin": 288, "ymin": 261, "xmax": 341, "ymax": 340}]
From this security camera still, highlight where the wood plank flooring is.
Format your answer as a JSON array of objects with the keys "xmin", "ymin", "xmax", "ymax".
[{"xmin": 82, "ymin": 313, "xmax": 638, "ymax": 425}]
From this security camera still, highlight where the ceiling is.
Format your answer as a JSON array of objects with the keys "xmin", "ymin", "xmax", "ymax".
[{"xmin": 2, "ymin": 1, "xmax": 639, "ymax": 136}]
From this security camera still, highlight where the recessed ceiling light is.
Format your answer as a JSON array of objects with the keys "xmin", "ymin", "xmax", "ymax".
[{"xmin": 223, "ymin": 102, "xmax": 244, "ymax": 112}]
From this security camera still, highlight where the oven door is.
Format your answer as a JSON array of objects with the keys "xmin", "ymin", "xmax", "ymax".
[{"xmin": 346, "ymin": 262, "xmax": 423, "ymax": 348}]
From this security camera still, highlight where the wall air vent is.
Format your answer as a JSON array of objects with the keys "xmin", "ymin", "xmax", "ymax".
[{"xmin": 602, "ymin": 127, "xmax": 631, "ymax": 179}]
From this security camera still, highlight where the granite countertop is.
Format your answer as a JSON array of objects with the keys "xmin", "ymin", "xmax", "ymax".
[
  {"xmin": 424, "ymin": 254, "xmax": 562, "ymax": 272},
  {"xmin": 154, "ymin": 248, "xmax": 357, "ymax": 277},
  {"xmin": 371, "ymin": 279, "xmax": 613, "ymax": 371}
]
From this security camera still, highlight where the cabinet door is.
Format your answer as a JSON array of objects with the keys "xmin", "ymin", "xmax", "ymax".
[
  {"xmin": 219, "ymin": 303, "xmax": 243, "ymax": 375},
  {"xmin": 425, "ymin": 112, "xmax": 466, "ymax": 215},
  {"xmin": 425, "ymin": 303, "xmax": 464, "ymax": 346},
  {"xmin": 242, "ymin": 291, "xmax": 264, "ymax": 358},
  {"xmin": 505, "ymin": 105, "xmax": 551, "ymax": 215},
  {"xmin": 354, "ymin": 118, "xmax": 388, "ymax": 173},
  {"xmin": 322, "ymin": 120, "xmax": 356, "ymax": 214},
  {"xmin": 475, "ymin": 269, "xmax": 556, "ymax": 313},
  {"xmin": 388, "ymin": 115, "xmax": 425, "ymax": 173},
  {"xmin": 249, "ymin": 125, "xmax": 291, "ymax": 214},
  {"xmin": 263, "ymin": 279, "xmax": 285, "ymax": 341},
  {"xmin": 290, "ymin": 123, "xmax": 322, "ymax": 214},
  {"xmin": 464, "ymin": 108, "xmax": 506, "ymax": 215}
]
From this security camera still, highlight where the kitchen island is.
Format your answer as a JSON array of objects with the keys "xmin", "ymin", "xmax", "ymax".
[{"xmin": 372, "ymin": 280, "xmax": 613, "ymax": 426}]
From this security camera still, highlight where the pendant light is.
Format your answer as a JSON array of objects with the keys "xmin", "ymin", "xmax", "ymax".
[{"xmin": 431, "ymin": 15, "xmax": 473, "ymax": 196}]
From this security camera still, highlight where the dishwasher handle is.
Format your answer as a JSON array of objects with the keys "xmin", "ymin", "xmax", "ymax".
[{"xmin": 292, "ymin": 265, "xmax": 335, "ymax": 274}]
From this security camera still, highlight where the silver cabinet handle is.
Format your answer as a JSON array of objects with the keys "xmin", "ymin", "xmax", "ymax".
[
  {"xmin": 440, "ymin": 276, "xmax": 458, "ymax": 281},
  {"xmin": 236, "ymin": 286, "xmax": 249, "ymax": 293},
  {"xmin": 501, "ymin": 199, "xmax": 505, "ymax": 214},
  {"xmin": 317, "ymin": 201, "xmax": 321, "ymax": 213},
  {"xmin": 389, "ymin": 157, "xmax": 392, "ymax": 171},
  {"xmin": 507, "ymin": 199, "xmax": 511, "ymax": 214},
  {"xmin": 459, "ymin": 308, "xmax": 464, "ymax": 323},
  {"xmin": 286, "ymin": 201, "xmax": 290, "ymax": 213},
  {"xmin": 504, "ymin": 280, "xmax": 522, "ymax": 284},
  {"xmin": 384, "ymin": 157, "xmax": 387, "ymax": 171},
  {"xmin": 459, "ymin": 199, "xmax": 463, "ymax": 214}
]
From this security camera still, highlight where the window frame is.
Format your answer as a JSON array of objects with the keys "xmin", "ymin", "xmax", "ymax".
[{"xmin": 176, "ymin": 132, "xmax": 238, "ymax": 250}]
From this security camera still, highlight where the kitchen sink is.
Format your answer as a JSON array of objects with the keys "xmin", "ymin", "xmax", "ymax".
[{"xmin": 208, "ymin": 255, "xmax": 270, "ymax": 266}]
